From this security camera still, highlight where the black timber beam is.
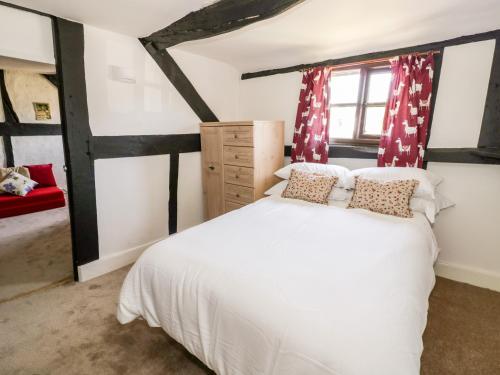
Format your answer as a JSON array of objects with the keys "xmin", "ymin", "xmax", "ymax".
[
  {"xmin": 242, "ymin": 29, "xmax": 500, "ymax": 80},
  {"xmin": 168, "ymin": 153, "xmax": 179, "ymax": 235},
  {"xmin": 478, "ymin": 37, "xmax": 500, "ymax": 148},
  {"xmin": 0, "ymin": 123, "xmax": 62, "ymax": 136},
  {"xmin": 2, "ymin": 134, "xmax": 14, "ymax": 167},
  {"xmin": 141, "ymin": 42, "xmax": 218, "ymax": 122},
  {"xmin": 425, "ymin": 148, "xmax": 500, "ymax": 164},
  {"xmin": 0, "ymin": 69, "xmax": 19, "ymax": 167},
  {"xmin": 142, "ymin": 0, "xmax": 305, "ymax": 50},
  {"xmin": 53, "ymin": 17, "xmax": 99, "ymax": 272},
  {"xmin": 284, "ymin": 145, "xmax": 500, "ymax": 165},
  {"xmin": 0, "ymin": 0, "xmax": 53, "ymax": 17},
  {"xmin": 284, "ymin": 144, "xmax": 379, "ymax": 159},
  {"xmin": 43, "ymin": 74, "xmax": 59, "ymax": 88},
  {"xmin": 0, "ymin": 70, "xmax": 19, "ymax": 123},
  {"xmin": 92, "ymin": 134, "xmax": 201, "ymax": 159}
]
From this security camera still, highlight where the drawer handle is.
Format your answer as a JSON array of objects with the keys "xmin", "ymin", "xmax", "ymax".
[
  {"xmin": 235, "ymin": 175, "xmax": 239, "ymax": 179},
  {"xmin": 236, "ymin": 193, "xmax": 240, "ymax": 198},
  {"xmin": 234, "ymin": 134, "xmax": 238, "ymax": 139},
  {"xmin": 208, "ymin": 165, "xmax": 215, "ymax": 170},
  {"xmin": 234, "ymin": 155, "xmax": 239, "ymax": 159}
]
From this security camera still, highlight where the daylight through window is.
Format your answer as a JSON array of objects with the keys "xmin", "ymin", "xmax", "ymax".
[{"xmin": 329, "ymin": 63, "xmax": 392, "ymax": 145}]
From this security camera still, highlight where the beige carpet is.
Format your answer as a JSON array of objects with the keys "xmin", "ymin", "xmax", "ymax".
[
  {"xmin": 422, "ymin": 278, "xmax": 500, "ymax": 375},
  {"xmin": 0, "ymin": 266, "xmax": 211, "ymax": 375},
  {"xmin": 0, "ymin": 205, "xmax": 73, "ymax": 303},
  {"xmin": 0, "ymin": 266, "xmax": 499, "ymax": 374}
]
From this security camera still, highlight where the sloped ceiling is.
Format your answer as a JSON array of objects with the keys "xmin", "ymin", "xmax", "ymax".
[
  {"xmin": 3, "ymin": 0, "xmax": 216, "ymax": 37},
  {"xmin": 174, "ymin": 0, "xmax": 500, "ymax": 72},
  {"xmin": 5, "ymin": 0, "xmax": 500, "ymax": 73}
]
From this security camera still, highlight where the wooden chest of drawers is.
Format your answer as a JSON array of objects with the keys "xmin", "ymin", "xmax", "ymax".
[{"xmin": 200, "ymin": 121, "xmax": 284, "ymax": 220}]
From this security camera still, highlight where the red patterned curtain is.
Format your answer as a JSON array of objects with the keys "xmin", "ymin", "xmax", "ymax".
[
  {"xmin": 378, "ymin": 54, "xmax": 435, "ymax": 168},
  {"xmin": 291, "ymin": 67, "xmax": 332, "ymax": 164}
]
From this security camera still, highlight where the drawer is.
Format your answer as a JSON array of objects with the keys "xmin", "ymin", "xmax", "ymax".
[
  {"xmin": 225, "ymin": 200, "xmax": 246, "ymax": 213},
  {"xmin": 224, "ymin": 183, "xmax": 254, "ymax": 204},
  {"xmin": 224, "ymin": 165, "xmax": 254, "ymax": 187},
  {"xmin": 223, "ymin": 126, "xmax": 253, "ymax": 146},
  {"xmin": 223, "ymin": 146, "xmax": 253, "ymax": 167}
]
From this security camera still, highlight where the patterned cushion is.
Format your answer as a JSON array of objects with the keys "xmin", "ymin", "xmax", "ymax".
[
  {"xmin": 347, "ymin": 177, "xmax": 419, "ymax": 218},
  {"xmin": 282, "ymin": 169, "xmax": 338, "ymax": 205},
  {"xmin": 0, "ymin": 166, "xmax": 30, "ymax": 181},
  {"xmin": 0, "ymin": 171, "xmax": 38, "ymax": 197},
  {"xmin": 0, "ymin": 167, "xmax": 31, "ymax": 195}
]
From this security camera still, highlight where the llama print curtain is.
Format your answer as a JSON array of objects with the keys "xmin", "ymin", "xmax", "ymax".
[
  {"xmin": 291, "ymin": 67, "xmax": 332, "ymax": 163},
  {"xmin": 378, "ymin": 54, "xmax": 435, "ymax": 168}
]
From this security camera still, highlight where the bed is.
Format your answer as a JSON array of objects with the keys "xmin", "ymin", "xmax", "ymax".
[{"xmin": 117, "ymin": 195, "xmax": 438, "ymax": 375}]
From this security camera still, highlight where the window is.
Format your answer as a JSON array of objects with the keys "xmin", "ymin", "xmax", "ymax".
[{"xmin": 329, "ymin": 63, "xmax": 392, "ymax": 145}]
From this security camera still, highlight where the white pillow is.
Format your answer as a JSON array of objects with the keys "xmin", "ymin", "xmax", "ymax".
[
  {"xmin": 265, "ymin": 180, "xmax": 352, "ymax": 201},
  {"xmin": 410, "ymin": 192, "xmax": 455, "ymax": 223},
  {"xmin": 274, "ymin": 162, "xmax": 350, "ymax": 188},
  {"xmin": 435, "ymin": 191, "xmax": 455, "ymax": 211},
  {"xmin": 345, "ymin": 167, "xmax": 442, "ymax": 200},
  {"xmin": 410, "ymin": 198, "xmax": 438, "ymax": 223}
]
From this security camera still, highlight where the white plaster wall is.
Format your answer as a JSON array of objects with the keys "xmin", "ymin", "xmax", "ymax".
[
  {"xmin": 84, "ymin": 25, "xmax": 200, "ymax": 136},
  {"xmin": 178, "ymin": 152, "xmax": 204, "ymax": 232},
  {"xmin": 238, "ymin": 40, "xmax": 500, "ymax": 290},
  {"xmin": 94, "ymin": 155, "xmax": 170, "ymax": 258},
  {"xmin": 428, "ymin": 163, "xmax": 500, "ymax": 274},
  {"xmin": 84, "ymin": 25, "xmax": 240, "ymax": 272},
  {"xmin": 5, "ymin": 70, "xmax": 61, "ymax": 124},
  {"xmin": 429, "ymin": 40, "xmax": 495, "ymax": 148},
  {"xmin": 0, "ymin": 5, "xmax": 54, "ymax": 65},
  {"xmin": 169, "ymin": 48, "xmax": 241, "ymax": 120},
  {"xmin": 239, "ymin": 72, "xmax": 302, "ymax": 145},
  {"xmin": 0, "ymin": 6, "xmax": 62, "ymax": 186},
  {"xmin": 11, "ymin": 135, "xmax": 66, "ymax": 188}
]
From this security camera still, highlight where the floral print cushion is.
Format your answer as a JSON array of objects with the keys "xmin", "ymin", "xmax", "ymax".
[
  {"xmin": 0, "ymin": 167, "xmax": 31, "ymax": 195},
  {"xmin": 347, "ymin": 177, "xmax": 419, "ymax": 218},
  {"xmin": 0, "ymin": 171, "xmax": 38, "ymax": 197},
  {"xmin": 0, "ymin": 166, "xmax": 30, "ymax": 180},
  {"xmin": 281, "ymin": 169, "xmax": 338, "ymax": 205}
]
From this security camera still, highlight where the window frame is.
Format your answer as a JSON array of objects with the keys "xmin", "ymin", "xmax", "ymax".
[{"xmin": 329, "ymin": 61, "xmax": 391, "ymax": 146}]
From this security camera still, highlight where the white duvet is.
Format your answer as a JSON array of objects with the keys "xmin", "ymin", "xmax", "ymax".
[{"xmin": 117, "ymin": 196, "xmax": 438, "ymax": 375}]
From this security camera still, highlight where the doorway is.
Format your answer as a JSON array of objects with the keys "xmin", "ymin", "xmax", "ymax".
[{"xmin": 0, "ymin": 64, "xmax": 73, "ymax": 302}]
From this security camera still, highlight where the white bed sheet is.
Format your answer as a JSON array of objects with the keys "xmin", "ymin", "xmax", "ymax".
[{"xmin": 117, "ymin": 196, "xmax": 438, "ymax": 375}]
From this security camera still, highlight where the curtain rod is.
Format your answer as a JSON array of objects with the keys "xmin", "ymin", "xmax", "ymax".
[{"xmin": 300, "ymin": 50, "xmax": 441, "ymax": 72}]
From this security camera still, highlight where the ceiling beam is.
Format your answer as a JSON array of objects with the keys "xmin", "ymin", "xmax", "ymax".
[
  {"xmin": 241, "ymin": 29, "xmax": 500, "ymax": 80},
  {"xmin": 141, "ymin": 0, "xmax": 305, "ymax": 50}
]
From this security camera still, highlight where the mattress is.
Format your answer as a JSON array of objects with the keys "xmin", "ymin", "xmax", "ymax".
[{"xmin": 117, "ymin": 196, "xmax": 438, "ymax": 375}]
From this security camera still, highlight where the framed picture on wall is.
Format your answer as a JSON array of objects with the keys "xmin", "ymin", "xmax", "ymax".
[{"xmin": 33, "ymin": 102, "xmax": 51, "ymax": 120}]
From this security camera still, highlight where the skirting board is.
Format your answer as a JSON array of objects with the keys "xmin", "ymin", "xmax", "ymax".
[
  {"xmin": 77, "ymin": 239, "xmax": 163, "ymax": 282},
  {"xmin": 435, "ymin": 261, "xmax": 500, "ymax": 292}
]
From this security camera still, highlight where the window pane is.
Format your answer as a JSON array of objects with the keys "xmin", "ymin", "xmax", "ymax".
[
  {"xmin": 367, "ymin": 70, "xmax": 391, "ymax": 103},
  {"xmin": 364, "ymin": 106, "xmax": 385, "ymax": 135},
  {"xmin": 330, "ymin": 106, "xmax": 357, "ymax": 139},
  {"xmin": 330, "ymin": 70, "xmax": 360, "ymax": 104}
]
